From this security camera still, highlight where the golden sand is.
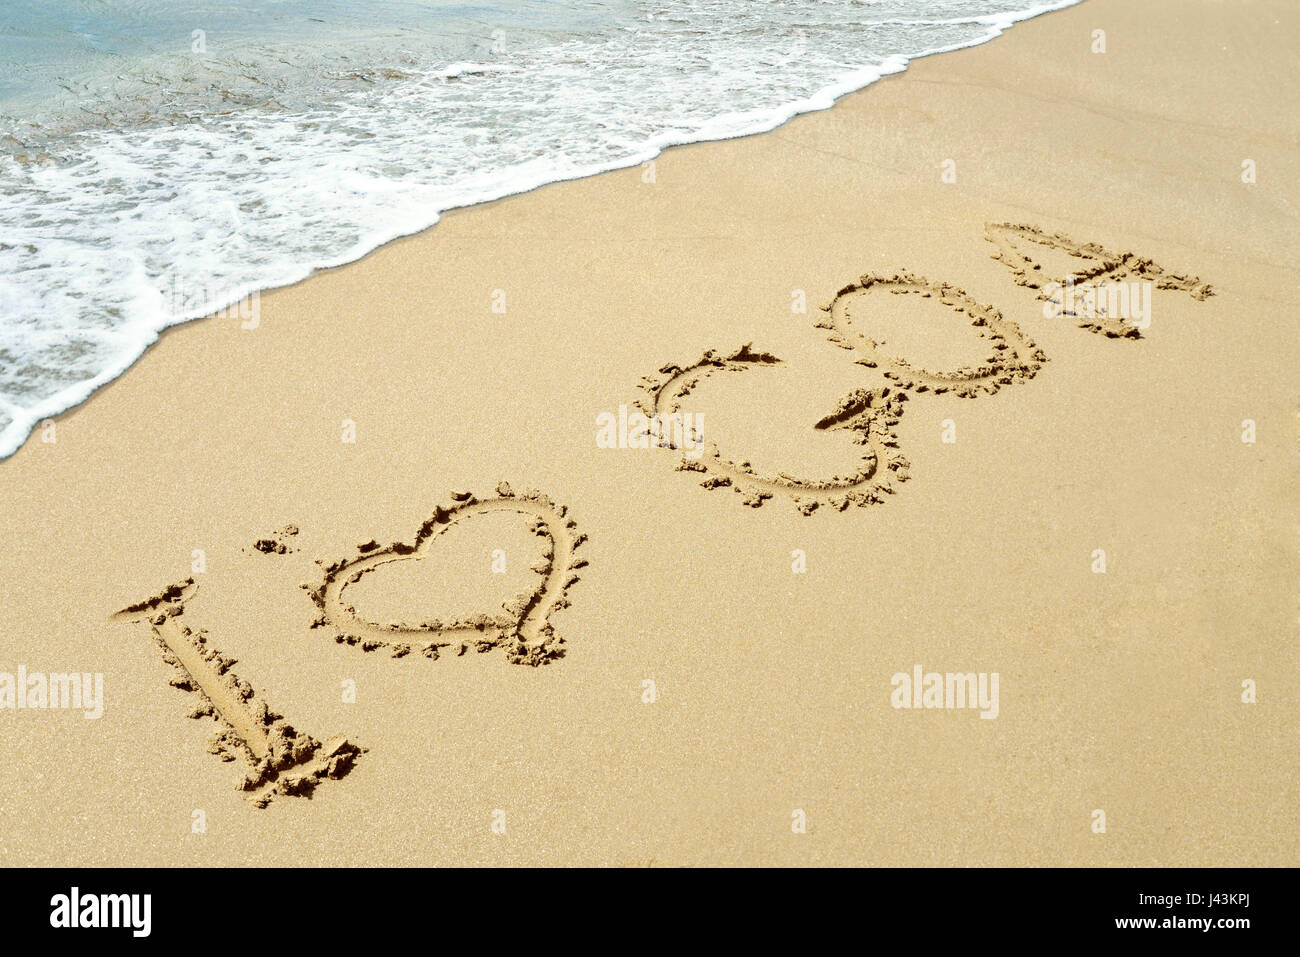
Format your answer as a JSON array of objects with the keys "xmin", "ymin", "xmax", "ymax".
[{"xmin": 1, "ymin": 0, "xmax": 1296, "ymax": 865}]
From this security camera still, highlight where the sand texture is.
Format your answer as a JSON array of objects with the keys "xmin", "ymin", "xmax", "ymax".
[{"xmin": 0, "ymin": 0, "xmax": 1296, "ymax": 866}]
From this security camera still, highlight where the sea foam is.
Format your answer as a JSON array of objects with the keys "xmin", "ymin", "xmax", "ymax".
[{"xmin": 0, "ymin": 0, "xmax": 1080, "ymax": 457}]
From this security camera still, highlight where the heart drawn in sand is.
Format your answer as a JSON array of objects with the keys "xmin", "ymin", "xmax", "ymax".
[{"xmin": 304, "ymin": 482, "xmax": 586, "ymax": 666}]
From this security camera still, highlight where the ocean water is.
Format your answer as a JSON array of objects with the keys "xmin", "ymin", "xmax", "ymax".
[{"xmin": 0, "ymin": 0, "xmax": 1080, "ymax": 457}]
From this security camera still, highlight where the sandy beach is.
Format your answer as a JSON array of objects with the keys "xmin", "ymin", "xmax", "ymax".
[{"xmin": 1, "ymin": 0, "xmax": 1296, "ymax": 866}]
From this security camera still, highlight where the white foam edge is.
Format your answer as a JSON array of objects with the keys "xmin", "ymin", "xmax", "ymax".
[{"xmin": 0, "ymin": 0, "xmax": 1082, "ymax": 460}]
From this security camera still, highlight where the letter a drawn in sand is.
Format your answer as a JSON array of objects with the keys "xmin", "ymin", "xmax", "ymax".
[
  {"xmin": 984, "ymin": 222, "xmax": 1213, "ymax": 337},
  {"xmin": 634, "ymin": 226, "xmax": 1213, "ymax": 514}
]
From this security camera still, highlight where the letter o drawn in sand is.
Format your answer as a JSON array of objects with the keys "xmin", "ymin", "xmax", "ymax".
[
  {"xmin": 635, "ymin": 278, "xmax": 1042, "ymax": 515},
  {"xmin": 306, "ymin": 482, "xmax": 586, "ymax": 666},
  {"xmin": 815, "ymin": 272, "xmax": 1045, "ymax": 398},
  {"xmin": 634, "ymin": 227, "xmax": 1212, "ymax": 516}
]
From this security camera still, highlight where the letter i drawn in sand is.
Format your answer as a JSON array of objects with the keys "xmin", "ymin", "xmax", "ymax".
[{"xmin": 112, "ymin": 579, "xmax": 363, "ymax": 807}]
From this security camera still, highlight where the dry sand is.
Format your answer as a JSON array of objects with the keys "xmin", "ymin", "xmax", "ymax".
[{"xmin": 1, "ymin": 0, "xmax": 1296, "ymax": 865}]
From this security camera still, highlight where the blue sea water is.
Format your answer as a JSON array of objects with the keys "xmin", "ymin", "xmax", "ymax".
[{"xmin": 0, "ymin": 0, "xmax": 1080, "ymax": 457}]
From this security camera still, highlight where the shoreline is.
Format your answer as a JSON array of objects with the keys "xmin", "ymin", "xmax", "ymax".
[
  {"xmin": 0, "ymin": 0, "xmax": 1088, "ymax": 460},
  {"xmin": 1, "ymin": 0, "xmax": 1296, "ymax": 866}
]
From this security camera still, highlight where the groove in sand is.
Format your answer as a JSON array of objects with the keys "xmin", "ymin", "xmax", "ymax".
[
  {"xmin": 816, "ymin": 271, "xmax": 1044, "ymax": 396},
  {"xmin": 637, "ymin": 344, "xmax": 912, "ymax": 514},
  {"xmin": 305, "ymin": 482, "xmax": 586, "ymax": 666},
  {"xmin": 984, "ymin": 221, "xmax": 1214, "ymax": 337},
  {"xmin": 112, "ymin": 580, "xmax": 363, "ymax": 808}
]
